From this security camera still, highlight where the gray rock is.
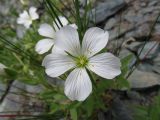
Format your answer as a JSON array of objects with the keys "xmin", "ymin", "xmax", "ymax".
[
  {"xmin": 138, "ymin": 41, "xmax": 160, "ymax": 59},
  {"xmin": 105, "ymin": 18, "xmax": 117, "ymax": 30},
  {"xmin": 25, "ymin": 85, "xmax": 43, "ymax": 93},
  {"xmin": 16, "ymin": 26, "xmax": 26, "ymax": 39},
  {"xmin": 154, "ymin": 54, "xmax": 160, "ymax": 66},
  {"xmin": 152, "ymin": 66, "xmax": 160, "ymax": 74},
  {"xmin": 126, "ymin": 91, "xmax": 144, "ymax": 102},
  {"xmin": 46, "ymin": 75, "xmax": 65, "ymax": 87},
  {"xmin": 140, "ymin": 2, "xmax": 147, "ymax": 7},
  {"xmin": 148, "ymin": 1, "xmax": 158, "ymax": 6},
  {"xmin": 0, "ymin": 84, "xmax": 6, "ymax": 98},
  {"xmin": 128, "ymin": 69, "xmax": 160, "ymax": 88},
  {"xmin": 140, "ymin": 6, "xmax": 160, "ymax": 14},
  {"xmin": 89, "ymin": 0, "xmax": 126, "ymax": 23},
  {"xmin": 110, "ymin": 98, "xmax": 133, "ymax": 120},
  {"xmin": 123, "ymin": 39, "xmax": 144, "ymax": 52}
]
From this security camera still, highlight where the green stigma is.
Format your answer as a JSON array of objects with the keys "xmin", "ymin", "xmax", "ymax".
[{"xmin": 75, "ymin": 56, "xmax": 88, "ymax": 68}]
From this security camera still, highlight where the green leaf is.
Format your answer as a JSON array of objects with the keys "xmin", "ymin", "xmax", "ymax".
[
  {"xmin": 121, "ymin": 54, "xmax": 133, "ymax": 76},
  {"xmin": 97, "ymin": 80, "xmax": 113, "ymax": 93},
  {"xmin": 40, "ymin": 90, "xmax": 56, "ymax": 100},
  {"xmin": 70, "ymin": 108, "xmax": 78, "ymax": 120},
  {"xmin": 4, "ymin": 68, "xmax": 17, "ymax": 79},
  {"xmin": 114, "ymin": 54, "xmax": 133, "ymax": 89},
  {"xmin": 149, "ymin": 95, "xmax": 160, "ymax": 120},
  {"xmin": 132, "ymin": 105, "xmax": 148, "ymax": 120},
  {"xmin": 83, "ymin": 96, "xmax": 94, "ymax": 117}
]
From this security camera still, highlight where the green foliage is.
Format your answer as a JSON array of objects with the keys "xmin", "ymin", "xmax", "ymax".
[
  {"xmin": 115, "ymin": 54, "xmax": 133, "ymax": 89},
  {"xmin": 4, "ymin": 68, "xmax": 18, "ymax": 79},
  {"xmin": 133, "ymin": 95, "xmax": 160, "ymax": 120},
  {"xmin": 70, "ymin": 108, "xmax": 78, "ymax": 120}
]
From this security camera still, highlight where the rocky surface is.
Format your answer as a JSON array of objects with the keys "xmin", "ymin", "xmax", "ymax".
[
  {"xmin": 97, "ymin": 0, "xmax": 160, "ymax": 88},
  {"xmin": 90, "ymin": 0, "xmax": 126, "ymax": 23},
  {"xmin": 0, "ymin": 81, "xmax": 45, "ymax": 120}
]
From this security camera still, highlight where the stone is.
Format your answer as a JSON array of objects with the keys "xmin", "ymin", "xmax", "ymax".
[
  {"xmin": 105, "ymin": 18, "xmax": 117, "ymax": 30},
  {"xmin": 141, "ymin": 2, "xmax": 147, "ymax": 7},
  {"xmin": 25, "ymin": 85, "xmax": 43, "ymax": 94},
  {"xmin": 128, "ymin": 69, "xmax": 160, "ymax": 88},
  {"xmin": 148, "ymin": 1, "xmax": 158, "ymax": 6},
  {"xmin": 0, "ymin": 84, "xmax": 6, "ymax": 98},
  {"xmin": 46, "ymin": 75, "xmax": 64, "ymax": 86},
  {"xmin": 138, "ymin": 41, "xmax": 159, "ymax": 59},
  {"xmin": 89, "ymin": 0, "xmax": 126, "ymax": 23},
  {"xmin": 152, "ymin": 66, "xmax": 160, "ymax": 74},
  {"xmin": 16, "ymin": 26, "xmax": 26, "ymax": 39}
]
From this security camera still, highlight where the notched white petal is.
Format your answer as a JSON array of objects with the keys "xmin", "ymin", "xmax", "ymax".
[
  {"xmin": 51, "ymin": 45, "xmax": 66, "ymax": 55},
  {"xmin": 35, "ymin": 39, "xmax": 54, "ymax": 54},
  {"xmin": 29, "ymin": 7, "xmax": 39, "ymax": 20},
  {"xmin": 69, "ymin": 24, "xmax": 78, "ymax": 29},
  {"xmin": 17, "ymin": 10, "xmax": 32, "ymax": 28},
  {"xmin": 65, "ymin": 68, "xmax": 92, "ymax": 101},
  {"xmin": 54, "ymin": 16, "xmax": 69, "ymax": 31},
  {"xmin": 55, "ymin": 25, "xmax": 81, "ymax": 57},
  {"xmin": 17, "ymin": 11, "xmax": 30, "ymax": 24},
  {"xmin": 42, "ymin": 54, "xmax": 75, "ymax": 77},
  {"xmin": 88, "ymin": 53, "xmax": 121, "ymax": 79},
  {"xmin": 38, "ymin": 24, "xmax": 55, "ymax": 38},
  {"xmin": 82, "ymin": 27, "xmax": 109, "ymax": 57}
]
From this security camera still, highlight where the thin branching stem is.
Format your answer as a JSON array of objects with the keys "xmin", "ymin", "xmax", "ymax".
[
  {"xmin": 0, "ymin": 35, "xmax": 41, "ymax": 67},
  {"xmin": 50, "ymin": 0, "xmax": 72, "ymax": 23},
  {"xmin": 44, "ymin": 0, "xmax": 60, "ymax": 29},
  {"xmin": 46, "ymin": 0, "xmax": 63, "ymax": 27},
  {"xmin": 74, "ymin": 0, "xmax": 83, "ymax": 41},
  {"xmin": 126, "ymin": 11, "xmax": 160, "ymax": 79},
  {"xmin": 115, "ymin": 11, "xmax": 122, "ymax": 55}
]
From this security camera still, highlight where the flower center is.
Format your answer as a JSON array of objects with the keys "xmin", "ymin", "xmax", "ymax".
[{"xmin": 76, "ymin": 56, "xmax": 88, "ymax": 68}]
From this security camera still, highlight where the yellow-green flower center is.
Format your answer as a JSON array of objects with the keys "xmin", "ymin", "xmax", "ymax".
[{"xmin": 75, "ymin": 56, "xmax": 88, "ymax": 68}]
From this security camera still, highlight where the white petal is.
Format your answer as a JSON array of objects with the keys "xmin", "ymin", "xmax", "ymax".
[
  {"xmin": 17, "ymin": 10, "xmax": 32, "ymax": 28},
  {"xmin": 82, "ymin": 27, "xmax": 109, "ymax": 57},
  {"xmin": 42, "ymin": 54, "xmax": 75, "ymax": 77},
  {"xmin": 29, "ymin": 7, "xmax": 39, "ymax": 20},
  {"xmin": 54, "ymin": 16, "xmax": 68, "ymax": 31},
  {"xmin": 17, "ymin": 11, "xmax": 30, "ymax": 24},
  {"xmin": 55, "ymin": 26, "xmax": 81, "ymax": 57},
  {"xmin": 69, "ymin": 24, "xmax": 78, "ymax": 29},
  {"xmin": 59, "ymin": 16, "xmax": 68, "ymax": 26},
  {"xmin": 65, "ymin": 68, "xmax": 92, "ymax": 101},
  {"xmin": 23, "ymin": 21, "xmax": 32, "ymax": 29},
  {"xmin": 38, "ymin": 24, "xmax": 55, "ymax": 38},
  {"xmin": 88, "ymin": 53, "xmax": 121, "ymax": 79},
  {"xmin": 35, "ymin": 39, "xmax": 54, "ymax": 54},
  {"xmin": 52, "ymin": 45, "xmax": 66, "ymax": 55}
]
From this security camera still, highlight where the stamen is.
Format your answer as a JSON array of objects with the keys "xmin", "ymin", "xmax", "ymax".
[{"xmin": 75, "ymin": 55, "xmax": 88, "ymax": 68}]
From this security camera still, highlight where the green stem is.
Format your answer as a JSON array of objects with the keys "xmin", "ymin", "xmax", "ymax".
[
  {"xmin": 74, "ymin": 0, "xmax": 83, "ymax": 41},
  {"xmin": 46, "ymin": 0, "xmax": 63, "ymax": 27},
  {"xmin": 86, "ymin": 69, "xmax": 97, "ymax": 89}
]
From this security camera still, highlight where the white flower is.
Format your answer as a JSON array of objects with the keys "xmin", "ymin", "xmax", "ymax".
[
  {"xmin": 42, "ymin": 26, "xmax": 121, "ymax": 101},
  {"xmin": 0, "ymin": 63, "xmax": 6, "ymax": 75},
  {"xmin": 35, "ymin": 16, "xmax": 77, "ymax": 54},
  {"xmin": 20, "ymin": 0, "xmax": 29, "ymax": 5},
  {"xmin": 54, "ymin": 16, "xmax": 68, "ymax": 31},
  {"xmin": 17, "ymin": 7, "xmax": 39, "ymax": 29},
  {"xmin": 54, "ymin": 16, "xmax": 78, "ymax": 31}
]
